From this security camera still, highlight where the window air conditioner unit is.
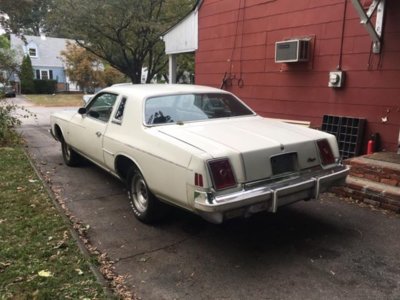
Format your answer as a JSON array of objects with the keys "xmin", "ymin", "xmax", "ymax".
[{"xmin": 275, "ymin": 39, "xmax": 310, "ymax": 63}]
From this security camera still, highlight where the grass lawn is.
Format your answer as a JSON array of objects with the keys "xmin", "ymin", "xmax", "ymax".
[
  {"xmin": 0, "ymin": 146, "xmax": 107, "ymax": 299},
  {"xmin": 25, "ymin": 94, "xmax": 85, "ymax": 107}
]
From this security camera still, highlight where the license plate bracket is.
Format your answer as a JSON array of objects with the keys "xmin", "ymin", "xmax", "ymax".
[{"xmin": 270, "ymin": 152, "xmax": 298, "ymax": 176}]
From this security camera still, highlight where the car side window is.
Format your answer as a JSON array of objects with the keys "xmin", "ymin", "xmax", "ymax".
[
  {"xmin": 86, "ymin": 93, "xmax": 118, "ymax": 123},
  {"xmin": 113, "ymin": 96, "xmax": 127, "ymax": 124}
]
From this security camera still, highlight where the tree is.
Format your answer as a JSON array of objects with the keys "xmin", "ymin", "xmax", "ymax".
[
  {"xmin": 0, "ymin": 37, "xmax": 32, "ymax": 145},
  {"xmin": 61, "ymin": 42, "xmax": 125, "ymax": 92},
  {"xmin": 101, "ymin": 66, "xmax": 126, "ymax": 87},
  {"xmin": 161, "ymin": 52, "xmax": 194, "ymax": 83},
  {"xmin": 0, "ymin": 35, "xmax": 10, "ymax": 48},
  {"xmin": 0, "ymin": 0, "xmax": 54, "ymax": 36},
  {"xmin": 50, "ymin": 0, "xmax": 195, "ymax": 83},
  {"xmin": 0, "ymin": 35, "xmax": 19, "ymax": 85},
  {"xmin": 20, "ymin": 55, "xmax": 35, "ymax": 93}
]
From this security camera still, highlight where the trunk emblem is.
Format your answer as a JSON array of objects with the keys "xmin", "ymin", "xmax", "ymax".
[
  {"xmin": 307, "ymin": 157, "xmax": 317, "ymax": 162},
  {"xmin": 280, "ymin": 144, "xmax": 284, "ymax": 151}
]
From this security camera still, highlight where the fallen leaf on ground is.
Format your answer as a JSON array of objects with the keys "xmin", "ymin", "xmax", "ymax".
[
  {"xmin": 13, "ymin": 276, "xmax": 24, "ymax": 282},
  {"xmin": 75, "ymin": 268, "xmax": 84, "ymax": 275},
  {"xmin": 54, "ymin": 241, "xmax": 67, "ymax": 249},
  {"xmin": 0, "ymin": 262, "xmax": 11, "ymax": 272},
  {"xmin": 38, "ymin": 270, "xmax": 53, "ymax": 277},
  {"xmin": 138, "ymin": 257, "xmax": 149, "ymax": 262}
]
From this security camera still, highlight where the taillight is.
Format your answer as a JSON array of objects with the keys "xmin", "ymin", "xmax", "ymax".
[
  {"xmin": 317, "ymin": 139, "xmax": 335, "ymax": 165},
  {"xmin": 208, "ymin": 158, "xmax": 236, "ymax": 190}
]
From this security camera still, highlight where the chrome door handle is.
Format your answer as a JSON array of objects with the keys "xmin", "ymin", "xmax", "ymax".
[{"xmin": 96, "ymin": 131, "xmax": 102, "ymax": 137}]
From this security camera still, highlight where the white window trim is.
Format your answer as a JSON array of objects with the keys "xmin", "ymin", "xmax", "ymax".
[
  {"xmin": 40, "ymin": 69, "xmax": 49, "ymax": 80},
  {"xmin": 28, "ymin": 46, "xmax": 38, "ymax": 58}
]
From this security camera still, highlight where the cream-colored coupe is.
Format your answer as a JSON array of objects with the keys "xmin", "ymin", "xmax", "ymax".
[{"xmin": 50, "ymin": 84, "xmax": 348, "ymax": 224}]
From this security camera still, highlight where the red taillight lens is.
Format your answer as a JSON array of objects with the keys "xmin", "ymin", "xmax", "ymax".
[
  {"xmin": 208, "ymin": 159, "xmax": 236, "ymax": 190},
  {"xmin": 317, "ymin": 139, "xmax": 335, "ymax": 165}
]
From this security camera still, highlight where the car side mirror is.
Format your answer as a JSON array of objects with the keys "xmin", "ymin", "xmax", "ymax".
[{"xmin": 78, "ymin": 107, "xmax": 87, "ymax": 115}]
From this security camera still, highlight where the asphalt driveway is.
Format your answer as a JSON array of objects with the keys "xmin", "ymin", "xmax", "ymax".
[{"xmin": 16, "ymin": 96, "xmax": 400, "ymax": 299}]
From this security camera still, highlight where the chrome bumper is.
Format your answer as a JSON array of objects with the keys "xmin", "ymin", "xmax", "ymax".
[{"xmin": 194, "ymin": 165, "xmax": 349, "ymax": 222}]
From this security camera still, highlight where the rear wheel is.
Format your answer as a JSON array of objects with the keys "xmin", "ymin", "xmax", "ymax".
[
  {"xmin": 61, "ymin": 139, "xmax": 81, "ymax": 167},
  {"xmin": 127, "ymin": 168, "xmax": 167, "ymax": 223}
]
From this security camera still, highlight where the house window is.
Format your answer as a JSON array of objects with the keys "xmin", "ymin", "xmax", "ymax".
[
  {"xmin": 37, "ymin": 70, "xmax": 53, "ymax": 80},
  {"xmin": 28, "ymin": 47, "xmax": 37, "ymax": 57},
  {"xmin": 41, "ymin": 70, "xmax": 49, "ymax": 80}
]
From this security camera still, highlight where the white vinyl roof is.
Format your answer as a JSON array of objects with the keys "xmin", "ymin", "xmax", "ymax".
[{"xmin": 103, "ymin": 83, "xmax": 226, "ymax": 99}]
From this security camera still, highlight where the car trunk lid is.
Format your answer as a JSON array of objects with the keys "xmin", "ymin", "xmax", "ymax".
[{"xmin": 157, "ymin": 116, "xmax": 324, "ymax": 182}]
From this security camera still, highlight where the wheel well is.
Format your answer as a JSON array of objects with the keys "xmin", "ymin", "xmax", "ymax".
[
  {"xmin": 54, "ymin": 124, "xmax": 64, "ymax": 141},
  {"xmin": 115, "ymin": 155, "xmax": 137, "ymax": 182}
]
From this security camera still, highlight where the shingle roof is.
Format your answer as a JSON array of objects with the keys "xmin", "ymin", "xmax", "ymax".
[{"xmin": 10, "ymin": 34, "xmax": 75, "ymax": 68}]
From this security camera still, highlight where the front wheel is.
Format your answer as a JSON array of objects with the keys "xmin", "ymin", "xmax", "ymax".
[
  {"xmin": 127, "ymin": 168, "xmax": 167, "ymax": 224},
  {"xmin": 61, "ymin": 139, "xmax": 81, "ymax": 167}
]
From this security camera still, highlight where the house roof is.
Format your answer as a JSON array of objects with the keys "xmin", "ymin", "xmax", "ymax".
[{"xmin": 10, "ymin": 34, "xmax": 75, "ymax": 68}]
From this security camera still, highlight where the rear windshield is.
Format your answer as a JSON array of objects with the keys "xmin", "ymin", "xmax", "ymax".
[{"xmin": 145, "ymin": 93, "xmax": 254, "ymax": 125}]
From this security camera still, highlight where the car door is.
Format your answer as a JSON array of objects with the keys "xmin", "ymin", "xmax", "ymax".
[{"xmin": 68, "ymin": 92, "xmax": 118, "ymax": 165}]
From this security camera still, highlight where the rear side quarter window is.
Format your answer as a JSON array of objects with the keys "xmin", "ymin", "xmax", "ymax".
[{"xmin": 113, "ymin": 96, "xmax": 127, "ymax": 124}]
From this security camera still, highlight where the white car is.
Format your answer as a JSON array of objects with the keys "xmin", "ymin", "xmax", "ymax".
[{"xmin": 50, "ymin": 84, "xmax": 349, "ymax": 224}]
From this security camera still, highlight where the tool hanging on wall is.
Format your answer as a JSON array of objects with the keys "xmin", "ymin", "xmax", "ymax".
[{"xmin": 221, "ymin": 0, "xmax": 246, "ymax": 89}]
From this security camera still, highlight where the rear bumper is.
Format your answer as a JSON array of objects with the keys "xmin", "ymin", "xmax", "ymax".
[{"xmin": 194, "ymin": 165, "xmax": 349, "ymax": 223}]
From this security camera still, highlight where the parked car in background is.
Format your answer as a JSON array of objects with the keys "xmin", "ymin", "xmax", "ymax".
[
  {"xmin": 0, "ymin": 84, "xmax": 16, "ymax": 98},
  {"xmin": 50, "ymin": 84, "xmax": 349, "ymax": 224}
]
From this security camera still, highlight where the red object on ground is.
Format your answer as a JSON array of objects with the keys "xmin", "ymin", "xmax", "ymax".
[{"xmin": 367, "ymin": 139, "xmax": 375, "ymax": 154}]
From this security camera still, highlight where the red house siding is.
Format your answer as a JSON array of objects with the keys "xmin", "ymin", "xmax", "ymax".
[{"xmin": 196, "ymin": 0, "xmax": 400, "ymax": 152}]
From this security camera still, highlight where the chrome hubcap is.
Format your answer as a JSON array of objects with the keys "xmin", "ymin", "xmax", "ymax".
[
  {"xmin": 63, "ymin": 142, "xmax": 71, "ymax": 160},
  {"xmin": 132, "ymin": 175, "xmax": 148, "ymax": 213}
]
